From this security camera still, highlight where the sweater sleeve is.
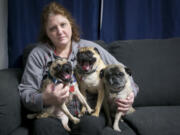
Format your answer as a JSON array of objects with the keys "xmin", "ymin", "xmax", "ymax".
[{"xmin": 18, "ymin": 46, "xmax": 47, "ymax": 112}]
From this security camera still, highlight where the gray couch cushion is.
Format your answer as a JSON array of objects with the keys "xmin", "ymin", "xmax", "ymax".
[
  {"xmin": 124, "ymin": 106, "xmax": 180, "ymax": 135},
  {"xmin": 9, "ymin": 127, "xmax": 28, "ymax": 135},
  {"xmin": 102, "ymin": 122, "xmax": 137, "ymax": 135},
  {"xmin": 108, "ymin": 38, "xmax": 180, "ymax": 106},
  {"xmin": 0, "ymin": 69, "xmax": 22, "ymax": 135}
]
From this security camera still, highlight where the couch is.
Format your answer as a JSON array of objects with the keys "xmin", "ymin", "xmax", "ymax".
[{"xmin": 1, "ymin": 38, "xmax": 180, "ymax": 135}]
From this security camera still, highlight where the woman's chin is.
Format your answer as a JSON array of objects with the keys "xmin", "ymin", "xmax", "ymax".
[{"xmin": 55, "ymin": 40, "xmax": 70, "ymax": 47}]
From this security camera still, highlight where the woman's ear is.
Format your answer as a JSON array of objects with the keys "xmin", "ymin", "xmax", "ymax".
[
  {"xmin": 47, "ymin": 61, "xmax": 53, "ymax": 67},
  {"xmin": 94, "ymin": 47, "xmax": 100, "ymax": 54}
]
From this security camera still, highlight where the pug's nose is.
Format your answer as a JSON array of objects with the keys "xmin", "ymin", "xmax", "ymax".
[
  {"xmin": 109, "ymin": 77, "xmax": 118, "ymax": 85},
  {"xmin": 112, "ymin": 77, "xmax": 119, "ymax": 84}
]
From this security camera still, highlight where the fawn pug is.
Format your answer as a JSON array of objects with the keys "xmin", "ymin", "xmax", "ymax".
[
  {"xmin": 28, "ymin": 58, "xmax": 93, "ymax": 131},
  {"xmin": 101, "ymin": 64, "xmax": 135, "ymax": 132},
  {"xmin": 75, "ymin": 47, "xmax": 106, "ymax": 117}
]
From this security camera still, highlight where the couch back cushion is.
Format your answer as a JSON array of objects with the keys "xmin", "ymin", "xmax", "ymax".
[{"xmin": 108, "ymin": 38, "xmax": 180, "ymax": 107}]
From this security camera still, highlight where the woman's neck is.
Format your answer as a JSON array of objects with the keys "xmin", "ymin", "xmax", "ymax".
[{"xmin": 55, "ymin": 43, "xmax": 72, "ymax": 58}]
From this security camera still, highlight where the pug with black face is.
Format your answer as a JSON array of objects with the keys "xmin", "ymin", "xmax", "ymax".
[
  {"xmin": 28, "ymin": 58, "xmax": 93, "ymax": 131},
  {"xmin": 100, "ymin": 64, "xmax": 135, "ymax": 132},
  {"xmin": 75, "ymin": 47, "xmax": 106, "ymax": 117}
]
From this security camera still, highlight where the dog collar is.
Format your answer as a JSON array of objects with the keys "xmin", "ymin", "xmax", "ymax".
[
  {"xmin": 69, "ymin": 85, "xmax": 75, "ymax": 93},
  {"xmin": 70, "ymin": 75, "xmax": 77, "ymax": 83},
  {"xmin": 69, "ymin": 75, "xmax": 77, "ymax": 93},
  {"xmin": 47, "ymin": 71, "xmax": 62, "ymax": 85}
]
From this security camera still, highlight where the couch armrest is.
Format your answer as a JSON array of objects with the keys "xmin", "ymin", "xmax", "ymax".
[{"xmin": 0, "ymin": 68, "xmax": 23, "ymax": 135}]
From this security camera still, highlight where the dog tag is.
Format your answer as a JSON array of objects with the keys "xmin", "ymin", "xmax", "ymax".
[{"xmin": 69, "ymin": 85, "xmax": 74, "ymax": 92}]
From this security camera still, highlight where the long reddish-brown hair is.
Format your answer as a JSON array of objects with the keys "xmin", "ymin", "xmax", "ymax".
[{"xmin": 38, "ymin": 2, "xmax": 80, "ymax": 45}]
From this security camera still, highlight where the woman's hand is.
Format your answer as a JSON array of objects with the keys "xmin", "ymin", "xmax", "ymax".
[
  {"xmin": 42, "ymin": 83, "xmax": 69, "ymax": 106},
  {"xmin": 115, "ymin": 92, "xmax": 135, "ymax": 114}
]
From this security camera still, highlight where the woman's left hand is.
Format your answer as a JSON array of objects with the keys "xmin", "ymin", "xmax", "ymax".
[{"xmin": 115, "ymin": 92, "xmax": 135, "ymax": 114}]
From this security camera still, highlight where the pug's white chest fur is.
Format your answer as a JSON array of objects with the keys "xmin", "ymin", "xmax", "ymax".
[
  {"xmin": 109, "ymin": 82, "xmax": 132, "ymax": 101},
  {"xmin": 109, "ymin": 90, "xmax": 127, "ymax": 101},
  {"xmin": 81, "ymin": 72, "xmax": 98, "ymax": 86},
  {"xmin": 82, "ymin": 72, "xmax": 100, "ymax": 93}
]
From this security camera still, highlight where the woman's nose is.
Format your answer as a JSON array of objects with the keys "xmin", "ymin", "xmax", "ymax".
[{"xmin": 57, "ymin": 26, "xmax": 63, "ymax": 34}]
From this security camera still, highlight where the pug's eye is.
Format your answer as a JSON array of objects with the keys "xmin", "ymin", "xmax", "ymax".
[
  {"xmin": 117, "ymin": 72, "xmax": 124, "ymax": 76},
  {"xmin": 54, "ymin": 64, "xmax": 61, "ymax": 71},
  {"xmin": 89, "ymin": 58, "xmax": 96, "ymax": 64}
]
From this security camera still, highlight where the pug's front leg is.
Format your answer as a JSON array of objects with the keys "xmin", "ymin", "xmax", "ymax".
[
  {"xmin": 113, "ymin": 112, "xmax": 123, "ymax": 132},
  {"xmin": 61, "ymin": 103, "xmax": 80, "ymax": 124},
  {"xmin": 75, "ymin": 87, "xmax": 93, "ymax": 115},
  {"xmin": 92, "ymin": 88, "xmax": 104, "ymax": 117}
]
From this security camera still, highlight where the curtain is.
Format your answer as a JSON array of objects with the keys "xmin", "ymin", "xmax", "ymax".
[
  {"xmin": 100, "ymin": 0, "xmax": 180, "ymax": 43},
  {"xmin": 8, "ymin": 0, "xmax": 180, "ymax": 67},
  {"xmin": 8, "ymin": 0, "xmax": 100, "ymax": 68}
]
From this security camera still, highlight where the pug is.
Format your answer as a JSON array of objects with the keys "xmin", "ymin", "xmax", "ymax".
[
  {"xmin": 100, "ymin": 64, "xmax": 135, "ymax": 132},
  {"xmin": 28, "ymin": 58, "xmax": 93, "ymax": 131},
  {"xmin": 75, "ymin": 47, "xmax": 106, "ymax": 117}
]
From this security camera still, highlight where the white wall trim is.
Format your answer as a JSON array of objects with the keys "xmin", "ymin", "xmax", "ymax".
[{"xmin": 0, "ymin": 0, "xmax": 8, "ymax": 69}]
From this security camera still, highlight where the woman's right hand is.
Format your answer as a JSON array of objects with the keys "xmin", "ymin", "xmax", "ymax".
[{"xmin": 42, "ymin": 83, "xmax": 69, "ymax": 106}]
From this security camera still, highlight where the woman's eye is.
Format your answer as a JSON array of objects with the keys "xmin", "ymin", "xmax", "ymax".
[
  {"xmin": 61, "ymin": 23, "xmax": 66, "ymax": 27},
  {"xmin": 49, "ymin": 26, "xmax": 56, "ymax": 32}
]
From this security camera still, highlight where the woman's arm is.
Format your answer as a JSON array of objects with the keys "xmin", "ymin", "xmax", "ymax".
[
  {"xmin": 19, "ymin": 46, "xmax": 70, "ymax": 112},
  {"xmin": 18, "ymin": 48, "xmax": 46, "ymax": 112}
]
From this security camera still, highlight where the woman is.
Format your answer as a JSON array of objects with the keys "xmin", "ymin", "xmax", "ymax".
[{"xmin": 19, "ymin": 2, "xmax": 139, "ymax": 135}]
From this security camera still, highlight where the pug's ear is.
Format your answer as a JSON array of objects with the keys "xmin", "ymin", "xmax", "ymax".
[
  {"xmin": 94, "ymin": 47, "xmax": 100, "ymax": 54},
  {"xmin": 47, "ymin": 61, "xmax": 53, "ymax": 68},
  {"xmin": 100, "ymin": 69, "xmax": 105, "ymax": 79},
  {"xmin": 125, "ymin": 67, "xmax": 132, "ymax": 76}
]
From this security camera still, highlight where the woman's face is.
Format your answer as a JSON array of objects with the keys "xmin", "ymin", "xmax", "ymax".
[{"xmin": 46, "ymin": 14, "xmax": 72, "ymax": 48}]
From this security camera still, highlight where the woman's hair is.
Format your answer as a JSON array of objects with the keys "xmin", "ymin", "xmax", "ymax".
[{"xmin": 38, "ymin": 1, "xmax": 80, "ymax": 45}]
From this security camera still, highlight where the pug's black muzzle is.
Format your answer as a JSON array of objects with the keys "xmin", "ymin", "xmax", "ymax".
[
  {"xmin": 77, "ymin": 51, "xmax": 96, "ymax": 71},
  {"xmin": 105, "ymin": 68, "xmax": 126, "ymax": 91},
  {"xmin": 55, "ymin": 62, "xmax": 73, "ymax": 83}
]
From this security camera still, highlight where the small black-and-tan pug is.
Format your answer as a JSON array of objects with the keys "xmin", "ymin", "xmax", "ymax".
[
  {"xmin": 100, "ymin": 64, "xmax": 135, "ymax": 132},
  {"xmin": 75, "ymin": 47, "xmax": 106, "ymax": 117},
  {"xmin": 28, "ymin": 58, "xmax": 93, "ymax": 131}
]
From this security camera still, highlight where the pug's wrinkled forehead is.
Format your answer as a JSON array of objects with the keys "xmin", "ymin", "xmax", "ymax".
[
  {"xmin": 79, "ymin": 47, "xmax": 93, "ymax": 52},
  {"xmin": 54, "ymin": 58, "xmax": 69, "ymax": 65},
  {"xmin": 78, "ymin": 47, "xmax": 100, "ymax": 54},
  {"xmin": 47, "ymin": 57, "xmax": 70, "ymax": 69}
]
